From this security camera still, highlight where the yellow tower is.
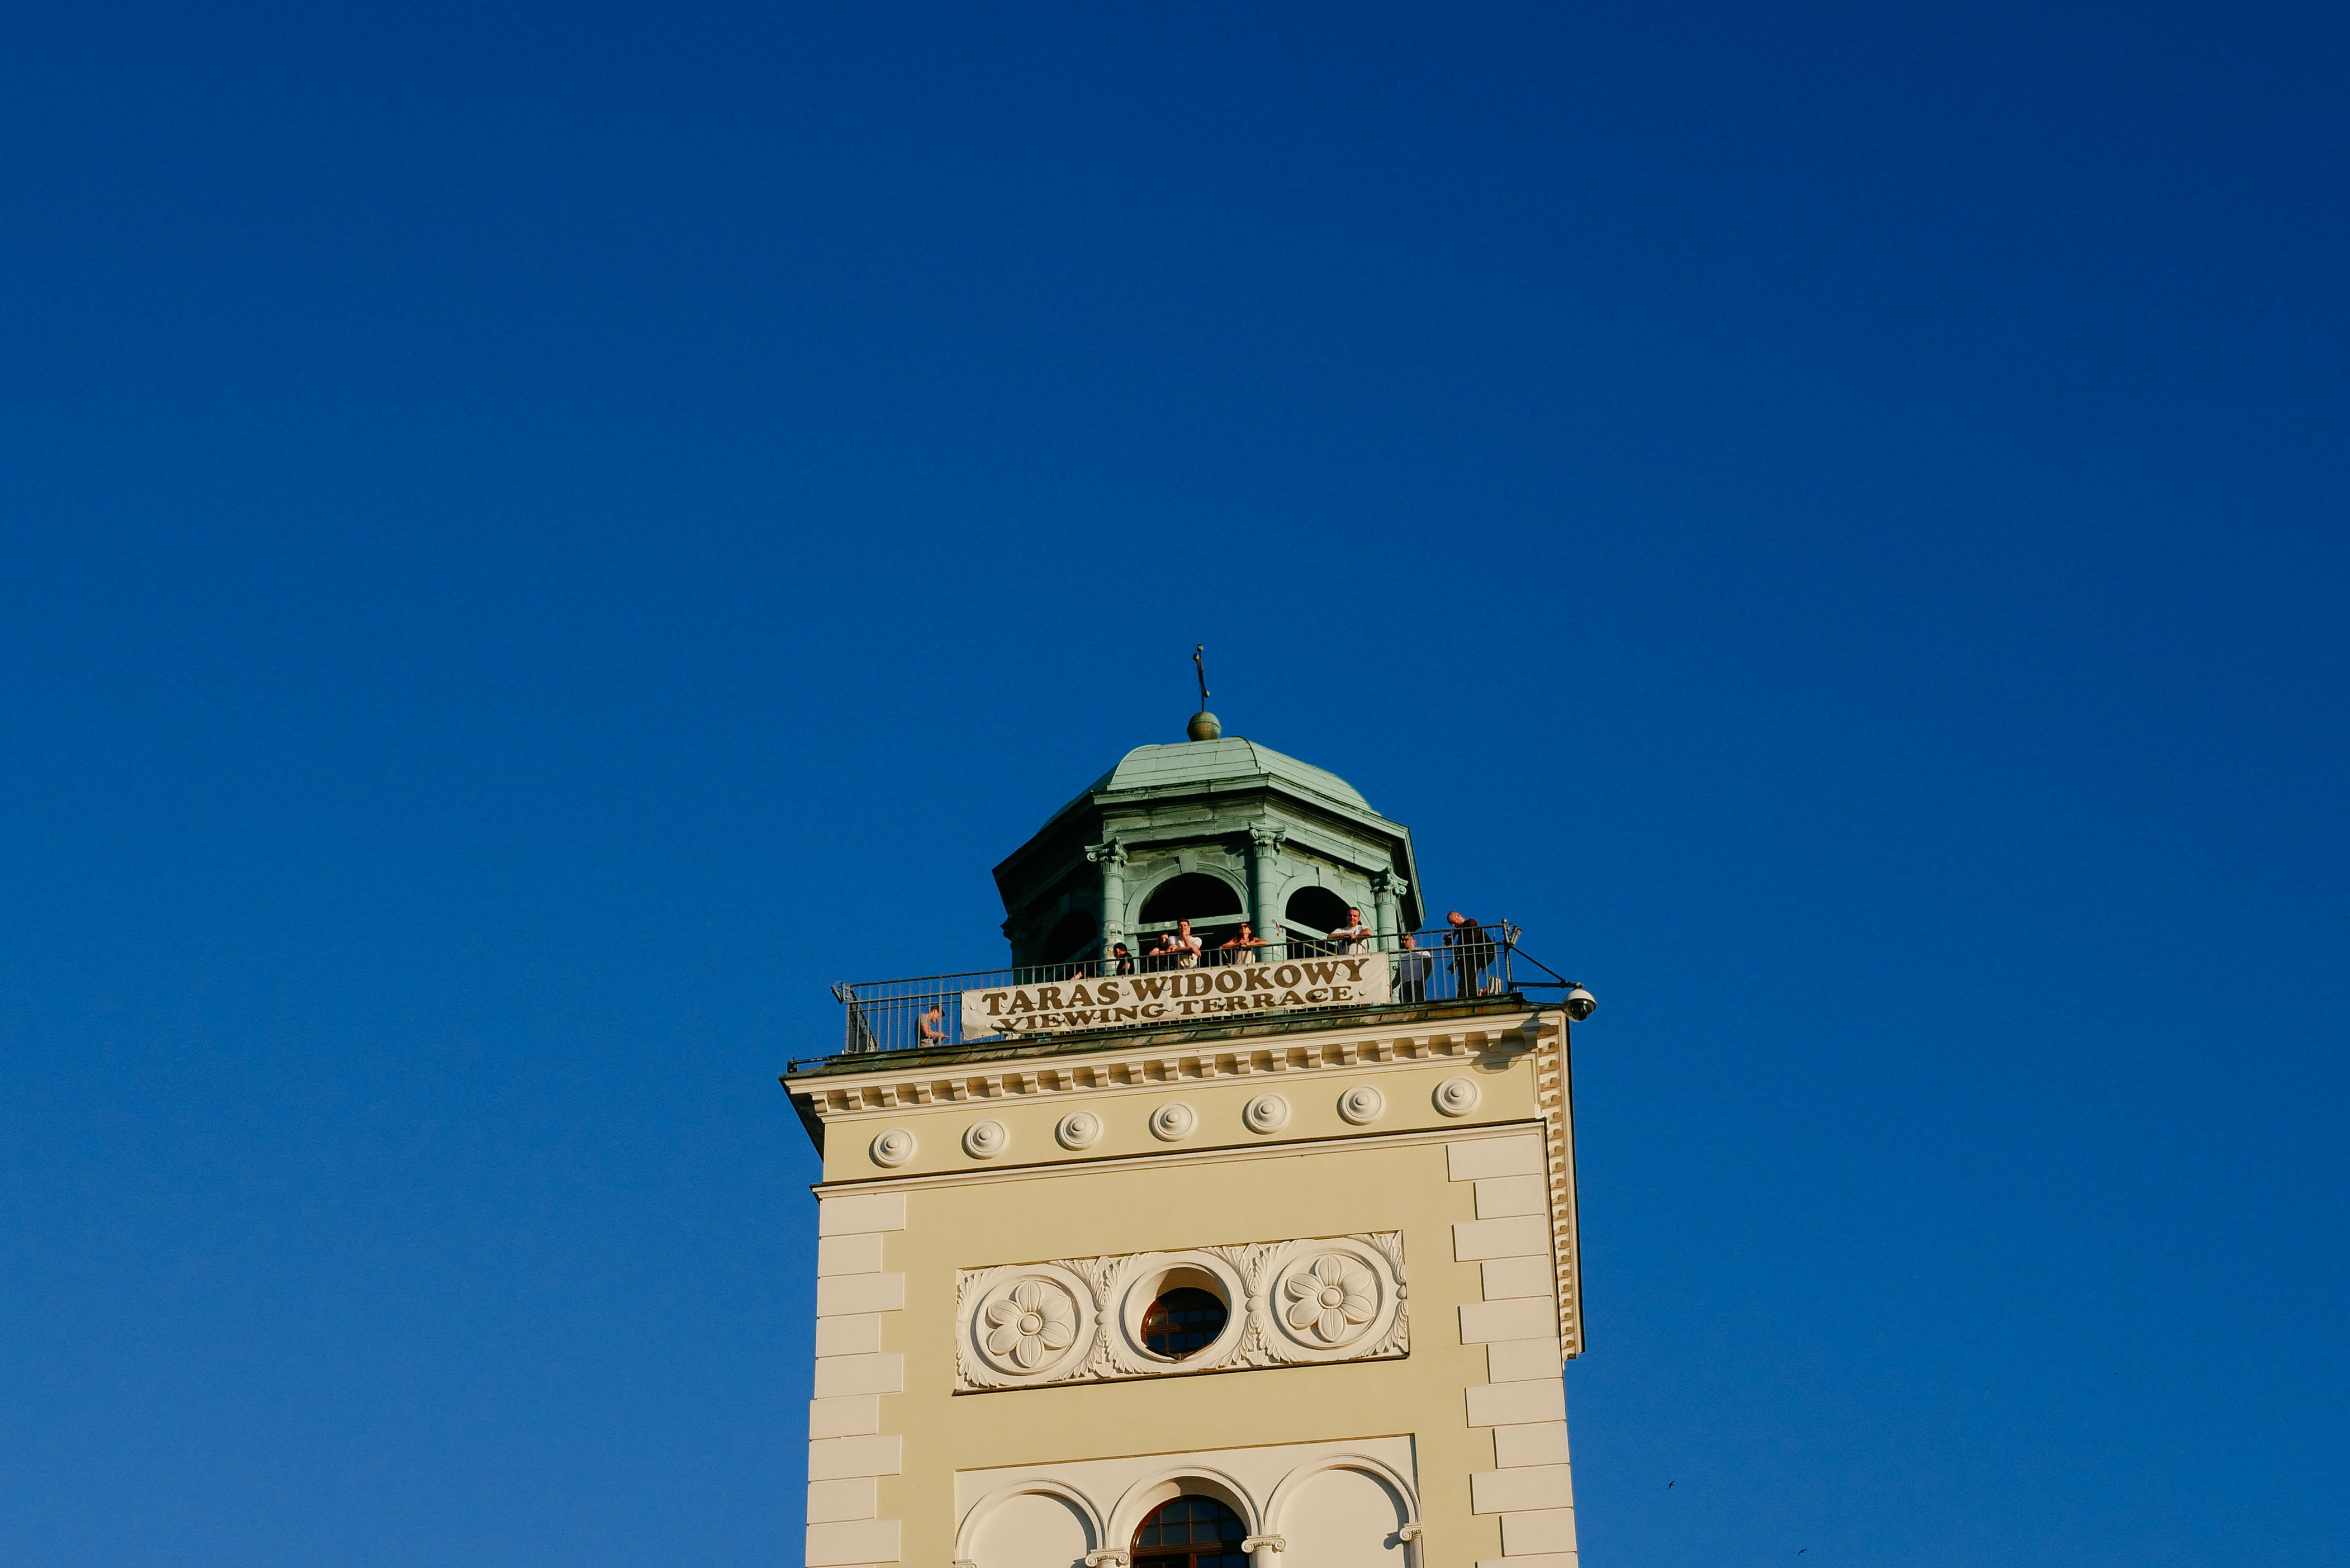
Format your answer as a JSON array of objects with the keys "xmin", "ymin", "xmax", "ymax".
[{"xmin": 782, "ymin": 724, "xmax": 1591, "ymax": 1568}]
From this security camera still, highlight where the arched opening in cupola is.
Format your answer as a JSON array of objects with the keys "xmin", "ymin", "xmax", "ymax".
[
  {"xmin": 1038, "ymin": 908, "xmax": 1097, "ymax": 972},
  {"xmin": 1135, "ymin": 873, "xmax": 1245, "ymax": 964},
  {"xmin": 1284, "ymin": 885, "xmax": 1356, "ymax": 953}
]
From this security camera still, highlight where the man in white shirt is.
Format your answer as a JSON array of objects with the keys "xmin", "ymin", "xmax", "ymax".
[{"xmin": 1329, "ymin": 908, "xmax": 1371, "ymax": 954}]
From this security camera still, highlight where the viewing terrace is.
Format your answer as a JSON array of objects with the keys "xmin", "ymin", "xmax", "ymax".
[{"xmin": 821, "ymin": 919, "xmax": 1582, "ymax": 1060}]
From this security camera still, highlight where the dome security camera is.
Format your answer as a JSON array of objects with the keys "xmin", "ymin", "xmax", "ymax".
[{"xmin": 1564, "ymin": 986, "xmax": 1596, "ymax": 1022}]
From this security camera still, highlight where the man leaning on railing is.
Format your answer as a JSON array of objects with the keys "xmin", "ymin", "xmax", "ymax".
[
  {"xmin": 1149, "ymin": 919, "xmax": 1203, "ymax": 970},
  {"xmin": 1219, "ymin": 923, "xmax": 1268, "ymax": 963}
]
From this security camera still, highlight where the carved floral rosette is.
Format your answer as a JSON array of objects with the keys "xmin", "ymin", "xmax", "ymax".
[
  {"xmin": 955, "ymin": 1261, "xmax": 1099, "ymax": 1389},
  {"xmin": 953, "ymin": 1233, "xmax": 1408, "ymax": 1392}
]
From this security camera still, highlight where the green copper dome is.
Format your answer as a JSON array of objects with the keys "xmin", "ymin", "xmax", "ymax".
[
  {"xmin": 1087, "ymin": 737, "xmax": 1371, "ymax": 811},
  {"xmin": 996, "ymin": 729, "xmax": 1421, "ymax": 970}
]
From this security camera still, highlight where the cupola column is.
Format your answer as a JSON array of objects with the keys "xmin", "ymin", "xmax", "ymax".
[
  {"xmin": 1372, "ymin": 869, "xmax": 1409, "ymax": 943},
  {"xmin": 1249, "ymin": 822, "xmax": 1287, "ymax": 959},
  {"xmin": 1087, "ymin": 838, "xmax": 1130, "ymax": 960}
]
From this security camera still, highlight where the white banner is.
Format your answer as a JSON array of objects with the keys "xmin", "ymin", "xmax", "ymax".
[{"xmin": 963, "ymin": 953, "xmax": 1394, "ymax": 1038}]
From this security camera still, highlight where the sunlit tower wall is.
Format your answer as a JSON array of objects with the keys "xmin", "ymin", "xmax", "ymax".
[{"xmin": 783, "ymin": 719, "xmax": 1589, "ymax": 1568}]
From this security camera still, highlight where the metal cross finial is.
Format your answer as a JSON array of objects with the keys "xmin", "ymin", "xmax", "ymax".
[{"xmin": 1186, "ymin": 644, "xmax": 1223, "ymax": 740}]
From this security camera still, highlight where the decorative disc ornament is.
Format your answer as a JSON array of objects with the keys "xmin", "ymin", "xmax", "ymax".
[
  {"xmin": 1337, "ymin": 1084, "xmax": 1385, "ymax": 1125},
  {"xmin": 869, "ymin": 1128, "xmax": 918, "ymax": 1167},
  {"xmin": 963, "ymin": 1119, "xmax": 1011, "ymax": 1158},
  {"xmin": 1242, "ymin": 1093, "xmax": 1290, "ymax": 1133},
  {"xmin": 1149, "ymin": 1101, "xmax": 1197, "ymax": 1141},
  {"xmin": 1433, "ymin": 1076, "xmax": 1482, "ymax": 1117},
  {"xmin": 1055, "ymin": 1110, "xmax": 1103, "ymax": 1149}
]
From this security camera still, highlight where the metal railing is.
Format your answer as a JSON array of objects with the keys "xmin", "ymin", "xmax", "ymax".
[{"xmin": 827, "ymin": 921, "xmax": 1571, "ymax": 1056}]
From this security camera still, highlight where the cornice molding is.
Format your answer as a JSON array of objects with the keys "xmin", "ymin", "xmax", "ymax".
[{"xmin": 794, "ymin": 1015, "xmax": 1554, "ymax": 1125}]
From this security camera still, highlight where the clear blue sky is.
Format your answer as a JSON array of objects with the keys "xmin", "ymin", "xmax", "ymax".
[{"xmin": 2, "ymin": 3, "xmax": 2343, "ymax": 1564}]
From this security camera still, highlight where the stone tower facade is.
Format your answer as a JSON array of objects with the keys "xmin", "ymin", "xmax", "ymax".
[{"xmin": 783, "ymin": 732, "xmax": 1586, "ymax": 1568}]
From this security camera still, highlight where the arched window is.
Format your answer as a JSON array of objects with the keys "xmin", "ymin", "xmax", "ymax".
[
  {"xmin": 1284, "ymin": 887, "xmax": 1353, "ymax": 951},
  {"xmin": 1136, "ymin": 873, "xmax": 1245, "ymax": 958},
  {"xmin": 1138, "ymin": 873, "xmax": 1243, "ymax": 926},
  {"xmin": 1039, "ymin": 908, "xmax": 1097, "ymax": 970},
  {"xmin": 1131, "ymin": 1496, "xmax": 1249, "ymax": 1568}
]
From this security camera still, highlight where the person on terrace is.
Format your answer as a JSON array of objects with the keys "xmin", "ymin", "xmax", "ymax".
[
  {"xmin": 1446, "ymin": 910, "xmax": 1497, "ymax": 996},
  {"xmin": 1219, "ymin": 922, "xmax": 1267, "ymax": 961},
  {"xmin": 917, "ymin": 1004, "xmax": 947, "ymax": 1044},
  {"xmin": 1329, "ymin": 907, "xmax": 1372, "ymax": 954},
  {"xmin": 1394, "ymin": 931, "xmax": 1433, "ymax": 1003},
  {"xmin": 1167, "ymin": 918, "xmax": 1204, "ymax": 969}
]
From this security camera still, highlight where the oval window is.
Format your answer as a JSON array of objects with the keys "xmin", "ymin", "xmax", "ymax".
[{"xmin": 1140, "ymin": 1287, "xmax": 1228, "ymax": 1358}]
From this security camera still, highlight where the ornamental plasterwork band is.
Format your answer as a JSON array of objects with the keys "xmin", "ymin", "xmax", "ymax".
[
  {"xmin": 799, "ymin": 1023, "xmax": 1548, "ymax": 1119},
  {"xmin": 954, "ymin": 1233, "xmax": 1409, "ymax": 1392}
]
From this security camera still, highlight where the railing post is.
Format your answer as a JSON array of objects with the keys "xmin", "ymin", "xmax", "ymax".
[{"xmin": 831, "ymin": 983, "xmax": 879, "ymax": 1054}]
